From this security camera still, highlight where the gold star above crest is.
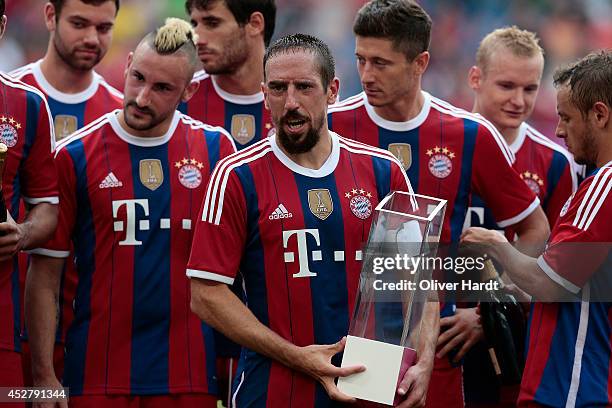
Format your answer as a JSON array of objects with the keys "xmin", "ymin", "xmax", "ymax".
[
  {"xmin": 345, "ymin": 192, "xmax": 351, "ymax": 198},
  {"xmin": 190, "ymin": 158, "xmax": 197, "ymax": 165},
  {"xmin": 351, "ymin": 188, "xmax": 358, "ymax": 195},
  {"xmin": 426, "ymin": 149, "xmax": 433, "ymax": 156},
  {"xmin": 197, "ymin": 162, "xmax": 204, "ymax": 170},
  {"xmin": 0, "ymin": 116, "xmax": 6, "ymax": 123},
  {"xmin": 449, "ymin": 152, "xmax": 456, "ymax": 159},
  {"xmin": 532, "ymin": 174, "xmax": 540, "ymax": 181},
  {"xmin": 175, "ymin": 161, "xmax": 182, "ymax": 168},
  {"xmin": 15, "ymin": 123, "xmax": 21, "ymax": 130},
  {"xmin": 442, "ymin": 147, "xmax": 449, "ymax": 154},
  {"xmin": 359, "ymin": 189, "xmax": 365, "ymax": 194},
  {"xmin": 8, "ymin": 117, "xmax": 15, "ymax": 125},
  {"xmin": 265, "ymin": 123, "xmax": 272, "ymax": 129},
  {"xmin": 366, "ymin": 192, "xmax": 372, "ymax": 198},
  {"xmin": 538, "ymin": 180, "xmax": 544, "ymax": 186},
  {"xmin": 182, "ymin": 158, "xmax": 189, "ymax": 165},
  {"xmin": 524, "ymin": 171, "xmax": 531, "ymax": 179},
  {"xmin": 434, "ymin": 146, "xmax": 441, "ymax": 153}
]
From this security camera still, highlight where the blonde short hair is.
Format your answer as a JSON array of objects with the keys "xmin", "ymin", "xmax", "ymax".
[{"xmin": 476, "ymin": 26, "xmax": 543, "ymax": 72}]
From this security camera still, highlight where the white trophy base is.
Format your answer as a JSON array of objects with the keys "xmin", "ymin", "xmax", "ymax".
[{"xmin": 337, "ymin": 335, "xmax": 416, "ymax": 405}]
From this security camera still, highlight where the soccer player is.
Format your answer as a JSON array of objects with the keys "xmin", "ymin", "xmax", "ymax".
[
  {"xmin": 182, "ymin": 0, "xmax": 276, "ymax": 150},
  {"xmin": 188, "ymin": 33, "xmax": 439, "ymax": 407},
  {"xmin": 460, "ymin": 27, "xmax": 578, "ymax": 407},
  {"xmin": 462, "ymin": 50, "xmax": 612, "ymax": 408},
  {"xmin": 26, "ymin": 19, "xmax": 235, "ymax": 408},
  {"xmin": 0, "ymin": 0, "xmax": 59, "ymax": 401},
  {"xmin": 10, "ymin": 0, "xmax": 123, "ymax": 386},
  {"xmin": 328, "ymin": 1, "xmax": 550, "ymax": 406}
]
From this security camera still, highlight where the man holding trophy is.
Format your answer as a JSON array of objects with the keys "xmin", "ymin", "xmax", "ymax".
[{"xmin": 187, "ymin": 33, "xmax": 439, "ymax": 407}]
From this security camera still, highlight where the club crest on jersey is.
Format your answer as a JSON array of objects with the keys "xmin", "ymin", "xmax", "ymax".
[
  {"xmin": 560, "ymin": 192, "xmax": 575, "ymax": 218},
  {"xmin": 231, "ymin": 114, "xmax": 256, "ymax": 145},
  {"xmin": 345, "ymin": 189, "xmax": 373, "ymax": 220},
  {"xmin": 520, "ymin": 171, "xmax": 544, "ymax": 195},
  {"xmin": 0, "ymin": 115, "xmax": 21, "ymax": 147},
  {"xmin": 54, "ymin": 115, "xmax": 78, "ymax": 141},
  {"xmin": 427, "ymin": 146, "xmax": 455, "ymax": 179},
  {"xmin": 139, "ymin": 159, "xmax": 164, "ymax": 191},
  {"xmin": 308, "ymin": 189, "xmax": 333, "ymax": 220},
  {"xmin": 388, "ymin": 143, "xmax": 412, "ymax": 170},
  {"xmin": 175, "ymin": 158, "xmax": 204, "ymax": 189}
]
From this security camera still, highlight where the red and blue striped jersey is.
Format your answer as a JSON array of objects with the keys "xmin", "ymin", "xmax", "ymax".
[
  {"xmin": 0, "ymin": 72, "xmax": 58, "ymax": 352},
  {"xmin": 187, "ymin": 132, "xmax": 412, "ymax": 407},
  {"xmin": 33, "ymin": 109, "xmax": 236, "ymax": 396},
  {"xmin": 179, "ymin": 71, "xmax": 273, "ymax": 150},
  {"xmin": 467, "ymin": 122, "xmax": 577, "ymax": 233},
  {"xmin": 10, "ymin": 60, "xmax": 123, "ymax": 143},
  {"xmin": 11, "ymin": 60, "xmax": 124, "ymax": 345},
  {"xmin": 521, "ymin": 162, "xmax": 612, "ymax": 407},
  {"xmin": 328, "ymin": 91, "xmax": 539, "ymax": 244}
]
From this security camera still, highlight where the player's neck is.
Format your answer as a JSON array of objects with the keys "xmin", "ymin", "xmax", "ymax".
[
  {"xmin": 213, "ymin": 46, "xmax": 265, "ymax": 95},
  {"xmin": 372, "ymin": 88, "xmax": 424, "ymax": 123},
  {"xmin": 116, "ymin": 110, "xmax": 173, "ymax": 139},
  {"xmin": 40, "ymin": 50, "xmax": 95, "ymax": 94},
  {"xmin": 281, "ymin": 130, "xmax": 333, "ymax": 170},
  {"xmin": 471, "ymin": 103, "xmax": 520, "ymax": 146}
]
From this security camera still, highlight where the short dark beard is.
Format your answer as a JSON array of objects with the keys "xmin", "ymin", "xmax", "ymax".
[
  {"xmin": 53, "ymin": 30, "xmax": 101, "ymax": 71},
  {"xmin": 276, "ymin": 111, "xmax": 322, "ymax": 155},
  {"xmin": 123, "ymin": 102, "xmax": 160, "ymax": 131}
]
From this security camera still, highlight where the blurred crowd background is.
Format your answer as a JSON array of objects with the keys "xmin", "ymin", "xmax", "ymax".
[{"xmin": 2, "ymin": 0, "xmax": 611, "ymax": 140}]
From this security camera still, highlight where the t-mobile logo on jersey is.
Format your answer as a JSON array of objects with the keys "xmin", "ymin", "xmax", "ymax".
[
  {"xmin": 282, "ymin": 229, "xmax": 363, "ymax": 278},
  {"xmin": 112, "ymin": 199, "xmax": 193, "ymax": 245}
]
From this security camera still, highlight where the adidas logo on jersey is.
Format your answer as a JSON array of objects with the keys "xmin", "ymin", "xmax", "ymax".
[
  {"xmin": 99, "ymin": 172, "xmax": 123, "ymax": 189},
  {"xmin": 269, "ymin": 204, "xmax": 293, "ymax": 220}
]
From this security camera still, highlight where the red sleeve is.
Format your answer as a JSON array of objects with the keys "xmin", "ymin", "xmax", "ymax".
[
  {"xmin": 471, "ymin": 125, "xmax": 538, "ymax": 228},
  {"xmin": 537, "ymin": 168, "xmax": 612, "ymax": 293},
  {"xmin": 30, "ymin": 147, "xmax": 77, "ymax": 258},
  {"xmin": 187, "ymin": 168, "xmax": 247, "ymax": 284},
  {"xmin": 21, "ymin": 96, "xmax": 58, "ymax": 204},
  {"xmin": 544, "ymin": 160, "xmax": 576, "ymax": 227}
]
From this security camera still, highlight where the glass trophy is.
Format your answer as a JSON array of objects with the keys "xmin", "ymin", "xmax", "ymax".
[{"xmin": 337, "ymin": 191, "xmax": 447, "ymax": 405}]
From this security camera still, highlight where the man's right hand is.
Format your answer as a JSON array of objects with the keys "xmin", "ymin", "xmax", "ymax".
[
  {"xmin": 296, "ymin": 337, "xmax": 365, "ymax": 403},
  {"xmin": 32, "ymin": 376, "xmax": 67, "ymax": 408}
]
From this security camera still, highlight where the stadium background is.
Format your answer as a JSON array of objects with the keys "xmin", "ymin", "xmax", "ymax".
[{"xmin": 2, "ymin": 0, "xmax": 611, "ymax": 142}]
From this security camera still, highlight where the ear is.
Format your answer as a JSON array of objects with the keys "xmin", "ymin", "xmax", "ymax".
[
  {"xmin": 327, "ymin": 77, "xmax": 340, "ymax": 105},
  {"xmin": 0, "ymin": 15, "xmax": 6, "ymax": 40},
  {"xmin": 181, "ymin": 80, "xmax": 201, "ymax": 103},
  {"xmin": 124, "ymin": 51, "xmax": 134, "ymax": 80},
  {"xmin": 44, "ymin": 2, "xmax": 57, "ymax": 32},
  {"xmin": 246, "ymin": 11, "xmax": 265, "ymax": 40},
  {"xmin": 261, "ymin": 82, "xmax": 270, "ymax": 110},
  {"xmin": 591, "ymin": 101, "xmax": 610, "ymax": 130},
  {"xmin": 468, "ymin": 65, "xmax": 482, "ymax": 91},
  {"xmin": 413, "ymin": 51, "xmax": 430, "ymax": 76}
]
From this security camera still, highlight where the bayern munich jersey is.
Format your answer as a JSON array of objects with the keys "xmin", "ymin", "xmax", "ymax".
[
  {"xmin": 10, "ymin": 60, "xmax": 123, "ymax": 143},
  {"xmin": 467, "ymin": 122, "xmax": 577, "ymax": 232},
  {"xmin": 520, "ymin": 162, "xmax": 612, "ymax": 407},
  {"xmin": 179, "ymin": 70, "xmax": 273, "ymax": 150},
  {"xmin": 33, "ymin": 109, "xmax": 236, "ymax": 395},
  {"xmin": 11, "ymin": 60, "xmax": 124, "ymax": 345},
  {"xmin": 187, "ymin": 132, "xmax": 412, "ymax": 407},
  {"xmin": 328, "ymin": 91, "xmax": 539, "ymax": 244},
  {"xmin": 0, "ymin": 72, "xmax": 58, "ymax": 352}
]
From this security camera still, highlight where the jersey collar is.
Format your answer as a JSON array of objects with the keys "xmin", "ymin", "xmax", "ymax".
[
  {"xmin": 363, "ymin": 90, "xmax": 432, "ymax": 131},
  {"xmin": 270, "ymin": 130, "xmax": 340, "ymax": 178},
  {"xmin": 108, "ymin": 109, "xmax": 180, "ymax": 147},
  {"xmin": 211, "ymin": 75, "xmax": 264, "ymax": 105},
  {"xmin": 32, "ymin": 60, "xmax": 100, "ymax": 104},
  {"xmin": 508, "ymin": 123, "xmax": 528, "ymax": 154}
]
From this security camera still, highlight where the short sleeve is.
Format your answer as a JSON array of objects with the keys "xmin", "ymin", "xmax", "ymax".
[
  {"xmin": 187, "ymin": 167, "xmax": 247, "ymax": 284},
  {"xmin": 537, "ymin": 168, "xmax": 612, "ymax": 293},
  {"xmin": 471, "ymin": 124, "xmax": 539, "ymax": 228}
]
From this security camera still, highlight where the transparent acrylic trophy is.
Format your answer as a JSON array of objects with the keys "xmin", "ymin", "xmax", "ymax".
[{"xmin": 337, "ymin": 192, "xmax": 447, "ymax": 405}]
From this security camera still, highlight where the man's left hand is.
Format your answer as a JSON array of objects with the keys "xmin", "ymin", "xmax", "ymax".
[
  {"xmin": 395, "ymin": 359, "xmax": 433, "ymax": 408},
  {"xmin": 437, "ymin": 307, "xmax": 483, "ymax": 363}
]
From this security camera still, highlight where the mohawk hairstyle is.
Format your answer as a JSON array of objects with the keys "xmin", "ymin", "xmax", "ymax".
[{"xmin": 154, "ymin": 17, "xmax": 198, "ymax": 54}]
